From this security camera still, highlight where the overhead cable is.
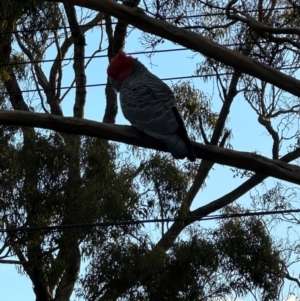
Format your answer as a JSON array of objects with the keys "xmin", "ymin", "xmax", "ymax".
[
  {"xmin": 1, "ymin": 208, "xmax": 299, "ymax": 233},
  {"xmin": 1, "ymin": 64, "xmax": 299, "ymax": 95}
]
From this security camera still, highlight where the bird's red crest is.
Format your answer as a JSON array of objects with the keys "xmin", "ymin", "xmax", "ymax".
[{"xmin": 107, "ymin": 49, "xmax": 134, "ymax": 81}]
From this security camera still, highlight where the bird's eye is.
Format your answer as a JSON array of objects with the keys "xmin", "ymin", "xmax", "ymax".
[{"xmin": 116, "ymin": 70, "xmax": 121, "ymax": 75}]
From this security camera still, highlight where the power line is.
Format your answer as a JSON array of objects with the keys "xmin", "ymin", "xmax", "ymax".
[
  {"xmin": 2, "ymin": 36, "xmax": 300, "ymax": 67},
  {"xmin": 1, "ymin": 6, "xmax": 296, "ymax": 34},
  {"xmin": 1, "ymin": 208, "xmax": 299, "ymax": 233},
  {"xmin": 1, "ymin": 65, "xmax": 298, "ymax": 95},
  {"xmin": 0, "ymin": 48, "xmax": 189, "ymax": 67},
  {"xmin": 0, "ymin": 75, "xmax": 206, "ymax": 95}
]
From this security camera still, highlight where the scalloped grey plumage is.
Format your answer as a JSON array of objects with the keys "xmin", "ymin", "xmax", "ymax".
[{"xmin": 109, "ymin": 59, "xmax": 196, "ymax": 161}]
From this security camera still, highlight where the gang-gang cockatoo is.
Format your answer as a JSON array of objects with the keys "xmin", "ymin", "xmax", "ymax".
[{"xmin": 107, "ymin": 49, "xmax": 196, "ymax": 162}]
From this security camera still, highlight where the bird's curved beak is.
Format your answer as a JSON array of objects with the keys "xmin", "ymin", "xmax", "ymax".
[{"xmin": 108, "ymin": 77, "xmax": 116, "ymax": 86}]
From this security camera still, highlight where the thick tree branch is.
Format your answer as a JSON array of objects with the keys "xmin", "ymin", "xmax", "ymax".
[
  {"xmin": 44, "ymin": 0, "xmax": 300, "ymax": 97},
  {"xmin": 7, "ymin": 231, "xmax": 50, "ymax": 301},
  {"xmin": 64, "ymin": 4, "xmax": 87, "ymax": 118},
  {"xmin": 1, "ymin": 110, "xmax": 300, "ymax": 185},
  {"xmin": 4, "ymin": 70, "xmax": 30, "ymax": 111},
  {"xmin": 55, "ymin": 242, "xmax": 80, "ymax": 301},
  {"xmin": 1, "ymin": 40, "xmax": 29, "ymax": 112},
  {"xmin": 103, "ymin": 14, "xmax": 118, "ymax": 124}
]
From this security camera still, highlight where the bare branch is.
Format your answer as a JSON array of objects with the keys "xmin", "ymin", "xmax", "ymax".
[
  {"xmin": 211, "ymin": 70, "xmax": 241, "ymax": 144},
  {"xmin": 183, "ymin": 20, "xmax": 237, "ymax": 30},
  {"xmin": 50, "ymin": 12, "xmax": 104, "ymax": 103},
  {"xmin": 227, "ymin": 10, "xmax": 300, "ymax": 37},
  {"xmin": 52, "ymin": 30, "xmax": 63, "ymax": 99},
  {"xmin": 258, "ymin": 115, "xmax": 280, "ymax": 159},
  {"xmin": 198, "ymin": 114, "xmax": 209, "ymax": 144},
  {"xmin": 31, "ymin": 67, "xmax": 49, "ymax": 114},
  {"xmin": 270, "ymin": 104, "xmax": 300, "ymax": 118},
  {"xmin": 0, "ymin": 259, "xmax": 28, "ymax": 264},
  {"xmin": 15, "ymin": 31, "xmax": 63, "ymax": 115},
  {"xmin": 226, "ymin": 2, "xmax": 300, "ymax": 49},
  {"xmin": 284, "ymin": 272, "xmax": 300, "ymax": 287},
  {"xmin": 219, "ymin": 130, "xmax": 231, "ymax": 147},
  {"xmin": 179, "ymin": 69, "xmax": 242, "ymax": 218}
]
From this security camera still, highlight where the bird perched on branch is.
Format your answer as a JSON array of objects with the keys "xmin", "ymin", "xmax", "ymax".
[{"xmin": 107, "ymin": 49, "xmax": 196, "ymax": 162}]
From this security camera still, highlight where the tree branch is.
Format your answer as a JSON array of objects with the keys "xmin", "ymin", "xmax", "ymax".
[
  {"xmin": 44, "ymin": 0, "xmax": 300, "ymax": 97},
  {"xmin": 49, "ymin": 12, "xmax": 104, "ymax": 106},
  {"xmin": 52, "ymin": 30, "xmax": 63, "ymax": 100},
  {"xmin": 227, "ymin": 8, "xmax": 300, "ymax": 37},
  {"xmin": 179, "ymin": 70, "xmax": 241, "ymax": 216},
  {"xmin": 14, "ymin": 31, "xmax": 63, "ymax": 116},
  {"xmin": 103, "ymin": 14, "xmax": 118, "ymax": 124},
  {"xmin": 157, "ymin": 146, "xmax": 300, "ymax": 250},
  {"xmin": 31, "ymin": 66, "xmax": 50, "ymax": 114},
  {"xmin": 1, "ymin": 110, "xmax": 300, "ymax": 184},
  {"xmin": 211, "ymin": 70, "xmax": 241, "ymax": 144},
  {"xmin": 4, "ymin": 70, "xmax": 30, "ymax": 111},
  {"xmin": 64, "ymin": 4, "xmax": 87, "ymax": 118},
  {"xmin": 0, "ymin": 259, "xmax": 28, "ymax": 264},
  {"xmin": 284, "ymin": 272, "xmax": 300, "ymax": 287},
  {"xmin": 258, "ymin": 115, "xmax": 280, "ymax": 159},
  {"xmin": 103, "ymin": 0, "xmax": 141, "ymax": 123},
  {"xmin": 55, "ymin": 242, "xmax": 80, "ymax": 301},
  {"xmin": 190, "ymin": 146, "xmax": 300, "ymax": 219}
]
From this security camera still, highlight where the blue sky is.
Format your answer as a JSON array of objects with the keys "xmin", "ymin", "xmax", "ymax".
[{"xmin": 1, "ymin": 13, "xmax": 300, "ymax": 301}]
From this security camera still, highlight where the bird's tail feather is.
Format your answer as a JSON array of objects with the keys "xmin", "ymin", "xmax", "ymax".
[
  {"xmin": 171, "ymin": 107, "xmax": 196, "ymax": 161},
  {"xmin": 145, "ymin": 130, "xmax": 196, "ymax": 161}
]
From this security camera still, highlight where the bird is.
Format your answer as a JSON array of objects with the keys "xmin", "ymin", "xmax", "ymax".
[{"xmin": 107, "ymin": 49, "xmax": 196, "ymax": 162}]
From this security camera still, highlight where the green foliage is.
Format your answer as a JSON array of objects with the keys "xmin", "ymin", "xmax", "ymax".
[
  {"xmin": 80, "ymin": 236, "xmax": 219, "ymax": 300},
  {"xmin": 140, "ymin": 154, "xmax": 189, "ymax": 217},
  {"xmin": 80, "ymin": 138, "xmax": 140, "ymax": 226},
  {"xmin": 216, "ymin": 207, "xmax": 284, "ymax": 301},
  {"xmin": 172, "ymin": 81, "xmax": 220, "ymax": 141},
  {"xmin": 0, "ymin": 0, "xmax": 63, "ymax": 82},
  {"xmin": 80, "ymin": 218, "xmax": 284, "ymax": 301},
  {"xmin": 141, "ymin": 238, "xmax": 220, "ymax": 300},
  {"xmin": 0, "ymin": 131, "xmax": 141, "ymax": 295}
]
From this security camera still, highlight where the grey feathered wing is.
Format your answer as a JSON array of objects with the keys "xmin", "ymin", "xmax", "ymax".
[{"xmin": 120, "ymin": 69, "xmax": 196, "ymax": 161}]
